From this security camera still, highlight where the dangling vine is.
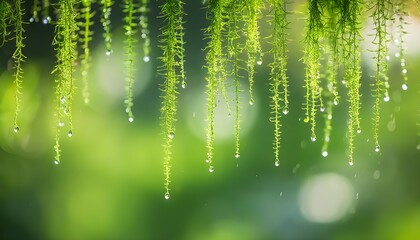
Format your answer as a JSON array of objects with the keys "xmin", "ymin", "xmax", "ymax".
[
  {"xmin": 12, "ymin": 0, "xmax": 26, "ymax": 133},
  {"xmin": 158, "ymin": 0, "xmax": 186, "ymax": 199},
  {"xmin": 100, "ymin": 0, "xmax": 113, "ymax": 55},
  {"xmin": 139, "ymin": 0, "xmax": 151, "ymax": 63},
  {"xmin": 268, "ymin": 0, "xmax": 289, "ymax": 166},
  {"xmin": 123, "ymin": 0, "xmax": 137, "ymax": 122},
  {"xmin": 393, "ymin": 0, "xmax": 408, "ymax": 91},
  {"xmin": 303, "ymin": 0, "xmax": 323, "ymax": 143},
  {"xmin": 0, "ymin": 1, "xmax": 12, "ymax": 51},
  {"xmin": 51, "ymin": 0, "xmax": 78, "ymax": 164},
  {"xmin": 204, "ymin": 0, "xmax": 228, "ymax": 173},
  {"xmin": 244, "ymin": 0, "xmax": 263, "ymax": 106},
  {"xmin": 79, "ymin": 0, "xmax": 94, "ymax": 104},
  {"xmin": 42, "ymin": 0, "xmax": 51, "ymax": 24},
  {"xmin": 371, "ymin": 0, "xmax": 391, "ymax": 154}
]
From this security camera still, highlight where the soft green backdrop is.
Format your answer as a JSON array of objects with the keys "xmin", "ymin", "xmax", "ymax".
[{"xmin": 1, "ymin": 1, "xmax": 420, "ymax": 239}]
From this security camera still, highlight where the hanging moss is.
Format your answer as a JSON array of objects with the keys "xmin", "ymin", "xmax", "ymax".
[
  {"xmin": 100, "ymin": 0, "xmax": 113, "ymax": 55},
  {"xmin": 158, "ymin": 0, "xmax": 186, "ymax": 199},
  {"xmin": 268, "ymin": 0, "xmax": 289, "ymax": 166},
  {"xmin": 139, "ymin": 0, "xmax": 151, "ymax": 63},
  {"xmin": 51, "ymin": 0, "xmax": 78, "ymax": 164},
  {"xmin": 78, "ymin": 0, "xmax": 94, "ymax": 104},
  {"xmin": 0, "ymin": 0, "xmax": 12, "ymax": 49},
  {"xmin": 12, "ymin": 0, "xmax": 26, "ymax": 133}
]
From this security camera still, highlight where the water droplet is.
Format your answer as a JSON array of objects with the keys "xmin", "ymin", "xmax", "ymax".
[
  {"xmin": 106, "ymin": 50, "xmax": 112, "ymax": 56},
  {"xmin": 235, "ymin": 153, "xmax": 240, "ymax": 158},
  {"xmin": 60, "ymin": 96, "xmax": 66, "ymax": 103},
  {"xmin": 13, "ymin": 126, "xmax": 19, "ymax": 133},
  {"xmin": 54, "ymin": 160, "xmax": 60, "ymax": 165},
  {"xmin": 310, "ymin": 135, "xmax": 316, "ymax": 142},
  {"xmin": 42, "ymin": 16, "xmax": 51, "ymax": 24},
  {"xmin": 375, "ymin": 145, "xmax": 380, "ymax": 152},
  {"xmin": 348, "ymin": 160, "xmax": 354, "ymax": 166},
  {"xmin": 181, "ymin": 82, "xmax": 186, "ymax": 89},
  {"xmin": 327, "ymin": 114, "xmax": 332, "ymax": 120},
  {"xmin": 395, "ymin": 52, "xmax": 401, "ymax": 58},
  {"xmin": 282, "ymin": 108, "xmax": 289, "ymax": 115},
  {"xmin": 401, "ymin": 62, "xmax": 406, "ymax": 67},
  {"xmin": 275, "ymin": 160, "xmax": 280, "ymax": 167},
  {"xmin": 386, "ymin": 55, "xmax": 390, "ymax": 61},
  {"xmin": 402, "ymin": 83, "xmax": 408, "ymax": 91},
  {"xmin": 58, "ymin": 122, "xmax": 65, "ymax": 127},
  {"xmin": 303, "ymin": 117, "xmax": 309, "ymax": 123},
  {"xmin": 256, "ymin": 60, "xmax": 263, "ymax": 65},
  {"xmin": 209, "ymin": 165, "xmax": 214, "ymax": 173},
  {"xmin": 164, "ymin": 192, "xmax": 170, "ymax": 200},
  {"xmin": 128, "ymin": 117, "xmax": 134, "ymax": 123},
  {"xmin": 68, "ymin": 130, "xmax": 73, "ymax": 137},
  {"xmin": 168, "ymin": 132, "xmax": 175, "ymax": 139},
  {"xmin": 402, "ymin": 69, "xmax": 407, "ymax": 74},
  {"xmin": 320, "ymin": 106, "xmax": 325, "ymax": 112},
  {"xmin": 228, "ymin": 113, "xmax": 231, "ymax": 118},
  {"xmin": 357, "ymin": 128, "xmax": 361, "ymax": 134},
  {"xmin": 383, "ymin": 96, "xmax": 390, "ymax": 102},
  {"xmin": 325, "ymin": 136, "xmax": 330, "ymax": 142},
  {"xmin": 143, "ymin": 56, "xmax": 150, "ymax": 62},
  {"xmin": 333, "ymin": 100, "xmax": 338, "ymax": 106},
  {"xmin": 322, "ymin": 151, "xmax": 328, "ymax": 157},
  {"xmin": 205, "ymin": 159, "xmax": 210, "ymax": 163},
  {"xmin": 249, "ymin": 99, "xmax": 254, "ymax": 106}
]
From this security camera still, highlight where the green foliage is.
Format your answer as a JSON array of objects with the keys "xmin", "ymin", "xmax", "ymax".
[
  {"xmin": 268, "ymin": 0, "xmax": 289, "ymax": 166},
  {"xmin": 51, "ymin": 0, "xmax": 78, "ymax": 164},
  {"xmin": 12, "ymin": 0, "xmax": 26, "ymax": 133},
  {"xmin": 123, "ymin": 0, "xmax": 137, "ymax": 122},
  {"xmin": 78, "ymin": 0, "xmax": 95, "ymax": 104},
  {"xmin": 158, "ymin": 0, "xmax": 186, "ymax": 198},
  {"xmin": 100, "ymin": 0, "xmax": 113, "ymax": 55},
  {"xmin": 0, "ymin": 0, "xmax": 12, "ymax": 49},
  {"xmin": 139, "ymin": 0, "xmax": 151, "ymax": 63},
  {"xmin": 371, "ymin": 0, "xmax": 392, "ymax": 154}
]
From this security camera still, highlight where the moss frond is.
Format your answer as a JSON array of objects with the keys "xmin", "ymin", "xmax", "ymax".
[
  {"xmin": 100, "ymin": 0, "xmax": 113, "ymax": 55},
  {"xmin": 244, "ymin": 0, "xmax": 263, "ymax": 105},
  {"xmin": 41, "ymin": 0, "xmax": 51, "ymax": 23},
  {"xmin": 30, "ymin": 0, "xmax": 40, "ymax": 23},
  {"xmin": 12, "ymin": 0, "xmax": 27, "ymax": 133},
  {"xmin": 393, "ymin": 0, "xmax": 408, "ymax": 90},
  {"xmin": 371, "ymin": 0, "xmax": 392, "ymax": 154},
  {"xmin": 158, "ymin": 0, "xmax": 186, "ymax": 198},
  {"xmin": 268, "ymin": 0, "xmax": 289, "ymax": 166},
  {"xmin": 52, "ymin": 0, "xmax": 78, "ymax": 164},
  {"xmin": 0, "ymin": 1, "xmax": 12, "ymax": 50},
  {"xmin": 139, "ymin": 0, "xmax": 151, "ymax": 63},
  {"xmin": 78, "ymin": 0, "xmax": 95, "ymax": 104},
  {"xmin": 123, "ymin": 0, "xmax": 138, "ymax": 122}
]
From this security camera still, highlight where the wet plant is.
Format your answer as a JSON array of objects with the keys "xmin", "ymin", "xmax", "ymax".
[
  {"xmin": 158, "ymin": 0, "xmax": 186, "ymax": 199},
  {"xmin": 100, "ymin": 0, "xmax": 113, "ymax": 55},
  {"xmin": 51, "ymin": 0, "xmax": 78, "ymax": 164}
]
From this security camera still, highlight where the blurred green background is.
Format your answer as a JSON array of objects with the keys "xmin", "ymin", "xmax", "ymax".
[{"xmin": 1, "ymin": 1, "xmax": 420, "ymax": 239}]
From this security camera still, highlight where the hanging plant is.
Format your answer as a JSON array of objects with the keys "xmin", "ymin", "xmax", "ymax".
[{"xmin": 51, "ymin": 0, "xmax": 78, "ymax": 164}]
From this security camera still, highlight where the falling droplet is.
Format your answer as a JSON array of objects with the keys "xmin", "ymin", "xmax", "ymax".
[
  {"xmin": 249, "ymin": 99, "xmax": 254, "ymax": 106},
  {"xmin": 209, "ymin": 165, "xmax": 214, "ymax": 173},
  {"xmin": 128, "ymin": 117, "xmax": 134, "ymax": 123},
  {"xmin": 235, "ymin": 153, "xmax": 240, "ymax": 159},
  {"xmin": 58, "ymin": 122, "xmax": 65, "ymax": 127},
  {"xmin": 375, "ymin": 145, "xmax": 380, "ymax": 152},
  {"xmin": 168, "ymin": 132, "xmax": 175, "ymax": 139},
  {"xmin": 310, "ymin": 135, "xmax": 316, "ymax": 142},
  {"xmin": 282, "ymin": 108, "xmax": 289, "ymax": 115},
  {"xmin": 322, "ymin": 151, "xmax": 328, "ymax": 157},
  {"xmin": 143, "ymin": 56, "xmax": 150, "ymax": 62},
  {"xmin": 13, "ymin": 126, "xmax": 19, "ymax": 133},
  {"xmin": 54, "ymin": 160, "xmax": 60, "ymax": 165},
  {"xmin": 106, "ymin": 49, "xmax": 112, "ymax": 56},
  {"xmin": 348, "ymin": 160, "xmax": 354, "ymax": 166},
  {"xmin": 164, "ymin": 192, "xmax": 170, "ymax": 200},
  {"xmin": 275, "ymin": 160, "xmax": 280, "ymax": 167},
  {"xmin": 383, "ymin": 96, "xmax": 390, "ymax": 102},
  {"xmin": 357, "ymin": 128, "xmax": 361, "ymax": 134},
  {"xmin": 402, "ymin": 83, "xmax": 408, "ymax": 91},
  {"xmin": 68, "ymin": 130, "xmax": 73, "ymax": 137}
]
